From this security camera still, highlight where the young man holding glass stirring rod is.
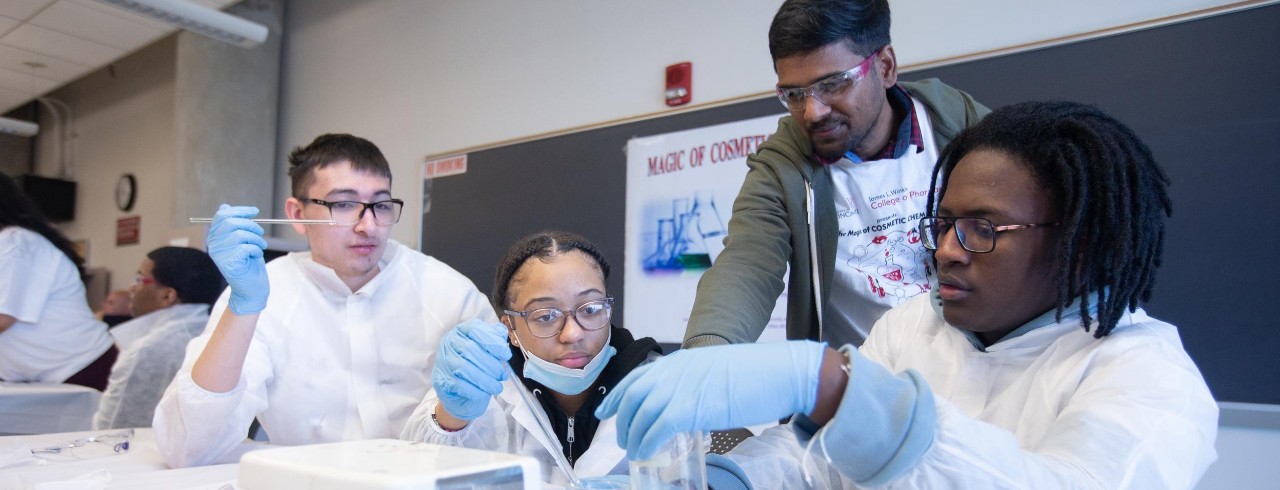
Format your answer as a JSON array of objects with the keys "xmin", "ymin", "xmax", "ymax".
[{"xmin": 154, "ymin": 134, "xmax": 497, "ymax": 468}]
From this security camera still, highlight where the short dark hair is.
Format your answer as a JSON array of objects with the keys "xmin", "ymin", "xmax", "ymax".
[
  {"xmin": 0, "ymin": 171, "xmax": 86, "ymax": 278},
  {"xmin": 928, "ymin": 101, "xmax": 1173, "ymax": 338},
  {"xmin": 492, "ymin": 230, "xmax": 611, "ymax": 313},
  {"xmin": 768, "ymin": 0, "xmax": 891, "ymax": 61},
  {"xmin": 147, "ymin": 246, "xmax": 226, "ymax": 306},
  {"xmin": 287, "ymin": 133, "xmax": 392, "ymax": 198}
]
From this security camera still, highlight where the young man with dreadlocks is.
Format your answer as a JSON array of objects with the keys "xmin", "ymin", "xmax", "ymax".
[{"xmin": 595, "ymin": 101, "xmax": 1218, "ymax": 489}]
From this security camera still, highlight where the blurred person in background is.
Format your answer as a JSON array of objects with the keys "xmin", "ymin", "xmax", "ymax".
[
  {"xmin": 94, "ymin": 246, "xmax": 225, "ymax": 429},
  {"xmin": 97, "ymin": 290, "xmax": 133, "ymax": 327},
  {"xmin": 0, "ymin": 171, "xmax": 115, "ymax": 390}
]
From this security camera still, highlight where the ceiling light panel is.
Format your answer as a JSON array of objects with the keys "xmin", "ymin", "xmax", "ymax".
[
  {"xmin": 0, "ymin": 44, "xmax": 91, "ymax": 81},
  {"xmin": 69, "ymin": 0, "xmax": 182, "ymax": 34},
  {"xmin": 0, "ymin": 16, "xmax": 20, "ymax": 37},
  {"xmin": 3, "ymin": 23, "xmax": 124, "ymax": 66},
  {"xmin": 0, "ymin": 65, "xmax": 57, "ymax": 95},
  {"xmin": 0, "ymin": 0, "xmax": 56, "ymax": 21},
  {"xmin": 32, "ymin": 1, "xmax": 167, "ymax": 50},
  {"xmin": 0, "ymin": 86, "xmax": 31, "ymax": 110}
]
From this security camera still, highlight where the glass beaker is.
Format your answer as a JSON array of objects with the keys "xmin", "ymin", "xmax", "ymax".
[
  {"xmin": 572, "ymin": 476, "xmax": 630, "ymax": 489},
  {"xmin": 628, "ymin": 431, "xmax": 706, "ymax": 490}
]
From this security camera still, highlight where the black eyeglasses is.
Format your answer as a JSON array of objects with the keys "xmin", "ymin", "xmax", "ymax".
[
  {"xmin": 302, "ymin": 198, "xmax": 404, "ymax": 226},
  {"xmin": 504, "ymin": 298, "xmax": 613, "ymax": 338},
  {"xmin": 918, "ymin": 217, "xmax": 1058, "ymax": 254}
]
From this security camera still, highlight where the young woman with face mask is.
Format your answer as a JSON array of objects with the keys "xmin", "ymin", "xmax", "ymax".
[{"xmin": 402, "ymin": 230, "xmax": 661, "ymax": 485}]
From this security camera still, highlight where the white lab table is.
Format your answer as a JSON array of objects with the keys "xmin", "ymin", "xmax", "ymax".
[
  {"xmin": 0, "ymin": 428, "xmax": 238, "ymax": 490},
  {"xmin": 0, "ymin": 383, "xmax": 100, "ymax": 436},
  {"xmin": 0, "ymin": 428, "xmax": 593, "ymax": 489}
]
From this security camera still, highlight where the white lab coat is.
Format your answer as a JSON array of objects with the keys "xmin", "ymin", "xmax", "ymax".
[
  {"xmin": 402, "ymin": 380, "xmax": 628, "ymax": 486},
  {"xmin": 726, "ymin": 294, "xmax": 1218, "ymax": 489},
  {"xmin": 153, "ymin": 241, "xmax": 498, "ymax": 468},
  {"xmin": 94, "ymin": 303, "xmax": 209, "ymax": 430},
  {"xmin": 0, "ymin": 227, "xmax": 113, "ymax": 383}
]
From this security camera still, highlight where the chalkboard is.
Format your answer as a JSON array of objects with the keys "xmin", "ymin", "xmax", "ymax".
[
  {"xmin": 422, "ymin": 4, "xmax": 1280, "ymax": 405},
  {"xmin": 420, "ymin": 97, "xmax": 783, "ymax": 346}
]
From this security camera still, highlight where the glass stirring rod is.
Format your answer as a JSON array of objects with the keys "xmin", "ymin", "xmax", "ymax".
[{"xmin": 188, "ymin": 218, "xmax": 335, "ymax": 224}]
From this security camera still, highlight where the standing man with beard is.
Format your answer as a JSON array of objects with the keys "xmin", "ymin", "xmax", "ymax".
[
  {"xmin": 684, "ymin": 0, "xmax": 988, "ymax": 349},
  {"xmin": 154, "ymin": 134, "xmax": 497, "ymax": 467}
]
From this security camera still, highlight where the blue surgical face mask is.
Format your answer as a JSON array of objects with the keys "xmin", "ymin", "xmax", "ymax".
[{"xmin": 516, "ymin": 329, "xmax": 615, "ymax": 395}]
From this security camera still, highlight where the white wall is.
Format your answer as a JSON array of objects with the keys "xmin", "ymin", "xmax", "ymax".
[
  {"xmin": 277, "ymin": 0, "xmax": 1248, "ymax": 247},
  {"xmin": 37, "ymin": 37, "xmax": 186, "ymax": 296}
]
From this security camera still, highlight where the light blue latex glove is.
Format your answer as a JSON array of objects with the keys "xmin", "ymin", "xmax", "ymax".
[
  {"xmin": 432, "ymin": 319, "xmax": 513, "ymax": 420},
  {"xmin": 205, "ymin": 204, "xmax": 269, "ymax": 315},
  {"xmin": 595, "ymin": 340, "xmax": 826, "ymax": 460}
]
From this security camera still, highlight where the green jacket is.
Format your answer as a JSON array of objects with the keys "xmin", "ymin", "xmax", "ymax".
[{"xmin": 683, "ymin": 78, "xmax": 989, "ymax": 348}]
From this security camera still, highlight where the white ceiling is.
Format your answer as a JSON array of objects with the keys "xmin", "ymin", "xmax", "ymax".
[{"xmin": 0, "ymin": 0, "xmax": 239, "ymax": 115}]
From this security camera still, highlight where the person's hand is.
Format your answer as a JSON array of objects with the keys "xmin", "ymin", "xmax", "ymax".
[
  {"xmin": 433, "ymin": 319, "xmax": 513, "ymax": 420},
  {"xmin": 595, "ymin": 340, "xmax": 826, "ymax": 460},
  {"xmin": 206, "ymin": 204, "xmax": 269, "ymax": 315}
]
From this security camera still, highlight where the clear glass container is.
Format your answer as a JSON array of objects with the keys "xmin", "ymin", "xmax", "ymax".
[{"xmin": 628, "ymin": 431, "xmax": 706, "ymax": 490}]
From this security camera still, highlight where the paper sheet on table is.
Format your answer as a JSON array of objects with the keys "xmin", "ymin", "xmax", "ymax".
[
  {"xmin": 0, "ymin": 438, "xmax": 37, "ymax": 469},
  {"xmin": 30, "ymin": 469, "xmax": 110, "ymax": 490}
]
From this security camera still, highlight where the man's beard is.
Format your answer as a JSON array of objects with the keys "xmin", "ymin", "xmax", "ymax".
[{"xmin": 808, "ymin": 116, "xmax": 856, "ymax": 161}]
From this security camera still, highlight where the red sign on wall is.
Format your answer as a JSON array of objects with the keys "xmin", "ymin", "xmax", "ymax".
[
  {"xmin": 116, "ymin": 216, "xmax": 140, "ymax": 246},
  {"xmin": 423, "ymin": 154, "xmax": 468, "ymax": 179}
]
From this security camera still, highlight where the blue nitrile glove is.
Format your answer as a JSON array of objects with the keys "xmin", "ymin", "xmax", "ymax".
[
  {"xmin": 206, "ymin": 204, "xmax": 269, "ymax": 315},
  {"xmin": 595, "ymin": 340, "xmax": 826, "ymax": 460},
  {"xmin": 432, "ymin": 319, "xmax": 513, "ymax": 421}
]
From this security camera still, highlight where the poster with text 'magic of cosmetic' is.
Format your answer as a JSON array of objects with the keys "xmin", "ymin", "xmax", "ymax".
[{"xmin": 624, "ymin": 113, "xmax": 788, "ymax": 344}]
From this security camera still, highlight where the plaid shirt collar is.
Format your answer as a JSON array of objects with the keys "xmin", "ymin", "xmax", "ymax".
[{"xmin": 816, "ymin": 84, "xmax": 923, "ymax": 165}]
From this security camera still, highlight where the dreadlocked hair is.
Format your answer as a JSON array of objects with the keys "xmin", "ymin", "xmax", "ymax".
[
  {"xmin": 927, "ymin": 101, "xmax": 1172, "ymax": 338},
  {"xmin": 491, "ymin": 230, "xmax": 611, "ymax": 314}
]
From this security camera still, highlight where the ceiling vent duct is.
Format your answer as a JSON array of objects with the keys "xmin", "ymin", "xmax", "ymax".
[
  {"xmin": 0, "ymin": 117, "xmax": 38, "ymax": 137},
  {"xmin": 95, "ymin": 0, "xmax": 268, "ymax": 48}
]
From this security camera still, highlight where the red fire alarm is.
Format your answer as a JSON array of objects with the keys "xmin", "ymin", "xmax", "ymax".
[{"xmin": 665, "ymin": 62, "xmax": 692, "ymax": 106}]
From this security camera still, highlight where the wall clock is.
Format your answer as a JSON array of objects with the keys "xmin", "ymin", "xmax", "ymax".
[{"xmin": 116, "ymin": 173, "xmax": 136, "ymax": 212}]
